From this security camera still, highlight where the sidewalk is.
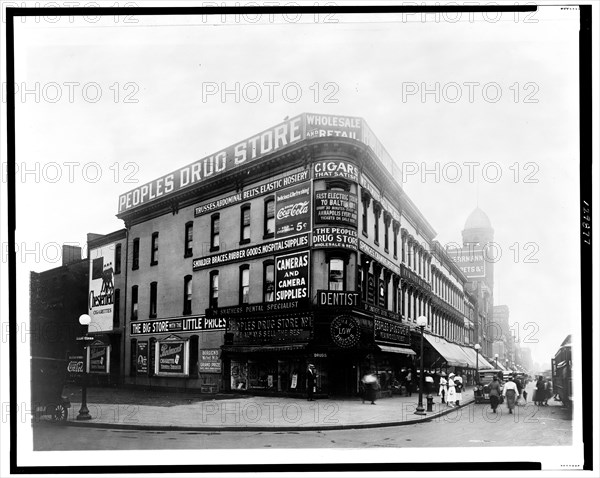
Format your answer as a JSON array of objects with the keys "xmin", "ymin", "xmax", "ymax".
[{"xmin": 51, "ymin": 386, "xmax": 476, "ymax": 431}]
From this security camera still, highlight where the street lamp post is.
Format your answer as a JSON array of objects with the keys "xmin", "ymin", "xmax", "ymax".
[
  {"xmin": 415, "ymin": 315, "xmax": 427, "ymax": 415},
  {"xmin": 494, "ymin": 353, "xmax": 498, "ymax": 369},
  {"xmin": 474, "ymin": 343, "xmax": 481, "ymax": 385},
  {"xmin": 76, "ymin": 314, "xmax": 92, "ymax": 421}
]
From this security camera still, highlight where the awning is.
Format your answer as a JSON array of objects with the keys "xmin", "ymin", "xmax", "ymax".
[
  {"xmin": 222, "ymin": 343, "xmax": 308, "ymax": 353},
  {"xmin": 423, "ymin": 334, "xmax": 470, "ymax": 367},
  {"xmin": 376, "ymin": 344, "xmax": 416, "ymax": 355},
  {"xmin": 459, "ymin": 346, "xmax": 495, "ymax": 370}
]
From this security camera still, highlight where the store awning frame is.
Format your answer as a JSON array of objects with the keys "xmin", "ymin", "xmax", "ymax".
[
  {"xmin": 376, "ymin": 343, "xmax": 416, "ymax": 355},
  {"xmin": 422, "ymin": 334, "xmax": 470, "ymax": 368}
]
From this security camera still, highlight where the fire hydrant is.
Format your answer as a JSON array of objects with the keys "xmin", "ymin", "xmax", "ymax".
[{"xmin": 426, "ymin": 394, "xmax": 434, "ymax": 412}]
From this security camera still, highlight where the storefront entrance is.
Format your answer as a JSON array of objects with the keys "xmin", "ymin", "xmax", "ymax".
[{"xmin": 327, "ymin": 355, "xmax": 360, "ymax": 397}]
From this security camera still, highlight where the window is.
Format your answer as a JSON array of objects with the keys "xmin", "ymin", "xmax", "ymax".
[
  {"xmin": 379, "ymin": 278, "xmax": 387, "ymax": 309},
  {"xmin": 384, "ymin": 218, "xmax": 390, "ymax": 252},
  {"xmin": 373, "ymin": 205, "xmax": 381, "ymax": 245},
  {"xmin": 210, "ymin": 214, "xmax": 220, "ymax": 251},
  {"xmin": 113, "ymin": 288, "xmax": 120, "ymax": 328},
  {"xmin": 326, "ymin": 180, "xmax": 350, "ymax": 192},
  {"xmin": 361, "ymin": 199, "xmax": 368, "ymax": 235},
  {"xmin": 393, "ymin": 227, "xmax": 398, "ymax": 258},
  {"xmin": 132, "ymin": 238, "xmax": 139, "ymax": 270},
  {"xmin": 209, "ymin": 271, "xmax": 219, "ymax": 308},
  {"xmin": 240, "ymin": 205, "xmax": 251, "ymax": 244},
  {"xmin": 149, "ymin": 282, "xmax": 157, "ymax": 318},
  {"xmin": 131, "ymin": 285, "xmax": 138, "ymax": 320},
  {"xmin": 263, "ymin": 261, "xmax": 275, "ymax": 302},
  {"xmin": 115, "ymin": 244, "xmax": 122, "ymax": 274},
  {"xmin": 239, "ymin": 265, "xmax": 250, "ymax": 304},
  {"xmin": 151, "ymin": 232, "xmax": 159, "ymax": 265},
  {"xmin": 184, "ymin": 222, "xmax": 193, "ymax": 257},
  {"xmin": 183, "ymin": 275, "xmax": 192, "ymax": 315},
  {"xmin": 264, "ymin": 198, "xmax": 275, "ymax": 237},
  {"xmin": 328, "ymin": 258, "xmax": 345, "ymax": 291}
]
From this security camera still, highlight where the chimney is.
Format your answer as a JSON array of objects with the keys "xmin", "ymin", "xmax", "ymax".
[{"xmin": 62, "ymin": 245, "xmax": 82, "ymax": 266}]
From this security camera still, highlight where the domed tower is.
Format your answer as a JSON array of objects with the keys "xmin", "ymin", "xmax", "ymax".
[{"xmin": 462, "ymin": 207, "xmax": 494, "ymax": 247}]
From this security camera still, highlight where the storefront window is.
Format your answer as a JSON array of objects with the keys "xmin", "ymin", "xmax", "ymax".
[{"xmin": 329, "ymin": 258, "xmax": 345, "ymax": 290}]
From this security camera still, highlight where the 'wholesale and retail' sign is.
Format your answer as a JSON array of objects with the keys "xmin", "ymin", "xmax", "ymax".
[
  {"xmin": 131, "ymin": 315, "xmax": 227, "ymax": 336},
  {"xmin": 193, "ymin": 233, "xmax": 310, "ymax": 270},
  {"xmin": 118, "ymin": 113, "xmax": 394, "ymax": 214},
  {"xmin": 194, "ymin": 170, "xmax": 310, "ymax": 217}
]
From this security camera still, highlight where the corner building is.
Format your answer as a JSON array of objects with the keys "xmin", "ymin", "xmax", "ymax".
[{"xmin": 116, "ymin": 113, "xmax": 477, "ymax": 396}]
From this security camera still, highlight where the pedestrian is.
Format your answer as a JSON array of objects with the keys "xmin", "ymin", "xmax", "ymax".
[
  {"xmin": 405, "ymin": 370, "xmax": 413, "ymax": 397},
  {"xmin": 503, "ymin": 375, "xmax": 519, "ymax": 414},
  {"xmin": 514, "ymin": 375, "xmax": 523, "ymax": 406},
  {"xmin": 438, "ymin": 374, "xmax": 447, "ymax": 403},
  {"xmin": 446, "ymin": 373, "xmax": 456, "ymax": 407},
  {"xmin": 533, "ymin": 375, "xmax": 545, "ymax": 406},
  {"xmin": 544, "ymin": 379, "xmax": 552, "ymax": 406},
  {"xmin": 361, "ymin": 372, "xmax": 379, "ymax": 405},
  {"xmin": 425, "ymin": 374, "xmax": 435, "ymax": 397},
  {"xmin": 488, "ymin": 375, "xmax": 502, "ymax": 413},
  {"xmin": 306, "ymin": 364, "xmax": 316, "ymax": 401},
  {"xmin": 454, "ymin": 374, "xmax": 463, "ymax": 406}
]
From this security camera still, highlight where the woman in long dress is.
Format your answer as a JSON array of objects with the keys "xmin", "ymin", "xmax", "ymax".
[
  {"xmin": 438, "ymin": 375, "xmax": 448, "ymax": 403},
  {"xmin": 446, "ymin": 373, "xmax": 456, "ymax": 407},
  {"xmin": 503, "ymin": 376, "xmax": 519, "ymax": 414}
]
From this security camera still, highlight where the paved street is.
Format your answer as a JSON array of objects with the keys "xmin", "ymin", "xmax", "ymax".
[{"xmin": 33, "ymin": 399, "xmax": 571, "ymax": 450}]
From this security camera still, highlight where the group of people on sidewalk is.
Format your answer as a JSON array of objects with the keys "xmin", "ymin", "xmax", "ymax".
[
  {"xmin": 437, "ymin": 372, "xmax": 464, "ymax": 407},
  {"xmin": 533, "ymin": 375, "xmax": 554, "ymax": 406},
  {"xmin": 487, "ymin": 374, "xmax": 528, "ymax": 414}
]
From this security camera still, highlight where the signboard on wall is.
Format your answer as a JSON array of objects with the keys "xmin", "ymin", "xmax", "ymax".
[
  {"xmin": 88, "ymin": 243, "xmax": 116, "ymax": 332},
  {"xmin": 275, "ymin": 182, "xmax": 311, "ymax": 238},
  {"xmin": 131, "ymin": 315, "xmax": 227, "ymax": 336},
  {"xmin": 312, "ymin": 226, "xmax": 358, "ymax": 250},
  {"xmin": 228, "ymin": 314, "xmax": 313, "ymax": 345},
  {"xmin": 66, "ymin": 352, "xmax": 85, "ymax": 383},
  {"xmin": 136, "ymin": 341, "xmax": 149, "ymax": 374},
  {"xmin": 314, "ymin": 190, "xmax": 358, "ymax": 226},
  {"xmin": 199, "ymin": 349, "xmax": 221, "ymax": 373},
  {"xmin": 374, "ymin": 318, "xmax": 411, "ymax": 345},
  {"xmin": 450, "ymin": 247, "xmax": 487, "ymax": 279},
  {"xmin": 155, "ymin": 335, "xmax": 189, "ymax": 376},
  {"xmin": 275, "ymin": 251, "xmax": 310, "ymax": 302},
  {"xmin": 88, "ymin": 342, "xmax": 110, "ymax": 374},
  {"xmin": 313, "ymin": 159, "xmax": 359, "ymax": 183},
  {"xmin": 305, "ymin": 113, "xmax": 362, "ymax": 141}
]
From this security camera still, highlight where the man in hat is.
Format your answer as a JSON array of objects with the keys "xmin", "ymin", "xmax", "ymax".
[{"xmin": 306, "ymin": 364, "xmax": 317, "ymax": 401}]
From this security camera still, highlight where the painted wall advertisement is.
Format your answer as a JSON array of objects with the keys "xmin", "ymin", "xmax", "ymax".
[
  {"xmin": 199, "ymin": 349, "xmax": 221, "ymax": 373},
  {"xmin": 88, "ymin": 343, "xmax": 110, "ymax": 374},
  {"xmin": 136, "ymin": 341, "xmax": 149, "ymax": 374},
  {"xmin": 450, "ymin": 247, "xmax": 487, "ymax": 279},
  {"xmin": 374, "ymin": 318, "xmax": 411, "ymax": 345},
  {"xmin": 88, "ymin": 243, "xmax": 116, "ymax": 332},
  {"xmin": 275, "ymin": 250, "xmax": 310, "ymax": 302},
  {"xmin": 314, "ymin": 190, "xmax": 358, "ymax": 227},
  {"xmin": 155, "ymin": 336, "xmax": 189, "ymax": 376},
  {"xmin": 275, "ymin": 182, "xmax": 311, "ymax": 238},
  {"xmin": 312, "ymin": 226, "xmax": 358, "ymax": 250}
]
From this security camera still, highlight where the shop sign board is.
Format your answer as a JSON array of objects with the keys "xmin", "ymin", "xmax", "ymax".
[
  {"xmin": 305, "ymin": 113, "xmax": 362, "ymax": 142},
  {"xmin": 228, "ymin": 314, "xmax": 313, "ymax": 345},
  {"xmin": 359, "ymin": 240, "xmax": 401, "ymax": 276},
  {"xmin": 363, "ymin": 302, "xmax": 401, "ymax": 322},
  {"xmin": 449, "ymin": 246, "xmax": 487, "ymax": 279},
  {"xmin": 275, "ymin": 250, "xmax": 310, "ymax": 302},
  {"xmin": 317, "ymin": 290, "xmax": 360, "ymax": 307},
  {"xmin": 88, "ymin": 342, "xmax": 110, "ymax": 374},
  {"xmin": 374, "ymin": 318, "xmax": 411, "ymax": 345},
  {"xmin": 193, "ymin": 233, "xmax": 310, "ymax": 270},
  {"xmin": 131, "ymin": 315, "xmax": 227, "ymax": 336},
  {"xmin": 275, "ymin": 182, "xmax": 311, "ymax": 238},
  {"xmin": 312, "ymin": 226, "xmax": 358, "ymax": 250},
  {"xmin": 313, "ymin": 159, "xmax": 359, "ymax": 183},
  {"xmin": 155, "ymin": 335, "xmax": 189, "ymax": 376},
  {"xmin": 330, "ymin": 315, "xmax": 360, "ymax": 348},
  {"xmin": 210, "ymin": 300, "xmax": 302, "ymax": 317},
  {"xmin": 194, "ymin": 170, "xmax": 310, "ymax": 216},
  {"xmin": 88, "ymin": 243, "xmax": 116, "ymax": 332},
  {"xmin": 199, "ymin": 349, "xmax": 221, "ymax": 373},
  {"xmin": 136, "ymin": 341, "xmax": 149, "ymax": 374},
  {"xmin": 66, "ymin": 352, "xmax": 85, "ymax": 383},
  {"xmin": 314, "ymin": 190, "xmax": 358, "ymax": 226}
]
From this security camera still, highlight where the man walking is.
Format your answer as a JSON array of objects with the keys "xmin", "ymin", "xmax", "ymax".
[
  {"xmin": 489, "ymin": 375, "xmax": 502, "ymax": 413},
  {"xmin": 306, "ymin": 364, "xmax": 316, "ymax": 401}
]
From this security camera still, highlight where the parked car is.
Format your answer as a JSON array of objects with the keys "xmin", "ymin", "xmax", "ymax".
[{"xmin": 474, "ymin": 369, "xmax": 505, "ymax": 404}]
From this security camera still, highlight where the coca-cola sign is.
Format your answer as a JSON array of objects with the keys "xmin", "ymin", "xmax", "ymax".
[
  {"xmin": 66, "ymin": 352, "xmax": 85, "ymax": 383},
  {"xmin": 275, "ymin": 182, "xmax": 311, "ymax": 238}
]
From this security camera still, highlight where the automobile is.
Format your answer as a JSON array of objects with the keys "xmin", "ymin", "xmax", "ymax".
[{"xmin": 474, "ymin": 369, "xmax": 505, "ymax": 404}]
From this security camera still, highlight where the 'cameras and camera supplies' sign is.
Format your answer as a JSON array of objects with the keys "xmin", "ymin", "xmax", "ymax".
[{"xmin": 275, "ymin": 250, "xmax": 310, "ymax": 302}]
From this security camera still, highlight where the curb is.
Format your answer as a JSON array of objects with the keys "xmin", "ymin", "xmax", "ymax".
[{"xmin": 36, "ymin": 399, "xmax": 476, "ymax": 432}]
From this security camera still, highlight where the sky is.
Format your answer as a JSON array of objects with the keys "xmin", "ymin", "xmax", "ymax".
[{"xmin": 6, "ymin": 6, "xmax": 584, "ymax": 372}]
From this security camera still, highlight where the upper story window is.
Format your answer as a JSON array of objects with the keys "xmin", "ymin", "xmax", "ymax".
[
  {"xmin": 183, "ymin": 275, "xmax": 192, "ymax": 315},
  {"xmin": 239, "ymin": 265, "xmax": 250, "ymax": 304},
  {"xmin": 113, "ymin": 288, "xmax": 120, "ymax": 328},
  {"xmin": 149, "ymin": 281, "xmax": 157, "ymax": 318},
  {"xmin": 209, "ymin": 271, "xmax": 219, "ymax": 308},
  {"xmin": 184, "ymin": 222, "xmax": 193, "ymax": 257},
  {"xmin": 379, "ymin": 278, "xmax": 387, "ymax": 309},
  {"xmin": 393, "ymin": 226, "xmax": 398, "ymax": 258},
  {"xmin": 326, "ymin": 180, "xmax": 350, "ymax": 192},
  {"xmin": 151, "ymin": 232, "xmax": 159, "ymax": 266},
  {"xmin": 240, "ymin": 205, "xmax": 251, "ymax": 244},
  {"xmin": 132, "ymin": 238, "xmax": 140, "ymax": 270},
  {"xmin": 383, "ymin": 217, "xmax": 390, "ymax": 252},
  {"xmin": 264, "ymin": 197, "xmax": 275, "ymax": 238},
  {"xmin": 328, "ymin": 258, "xmax": 345, "ymax": 291},
  {"xmin": 263, "ymin": 261, "xmax": 275, "ymax": 302},
  {"xmin": 131, "ymin": 285, "xmax": 138, "ymax": 320},
  {"xmin": 361, "ymin": 197, "xmax": 369, "ymax": 236},
  {"xmin": 210, "ymin": 214, "xmax": 220, "ymax": 251},
  {"xmin": 373, "ymin": 203, "xmax": 381, "ymax": 245},
  {"xmin": 115, "ymin": 243, "xmax": 122, "ymax": 275}
]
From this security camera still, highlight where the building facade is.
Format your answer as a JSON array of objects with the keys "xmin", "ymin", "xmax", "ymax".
[{"xmin": 99, "ymin": 113, "xmax": 490, "ymax": 396}]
